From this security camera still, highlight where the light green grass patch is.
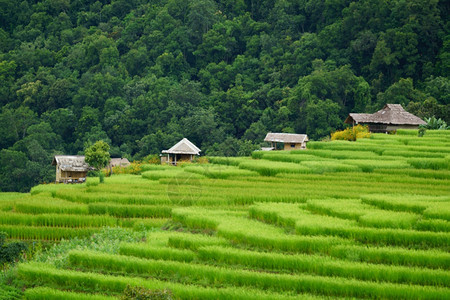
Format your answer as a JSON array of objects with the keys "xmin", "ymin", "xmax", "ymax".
[
  {"xmin": 183, "ymin": 164, "xmax": 258, "ymax": 179},
  {"xmin": 239, "ymin": 159, "xmax": 312, "ymax": 176}
]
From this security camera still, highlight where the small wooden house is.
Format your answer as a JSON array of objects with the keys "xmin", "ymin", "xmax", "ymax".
[
  {"xmin": 109, "ymin": 158, "xmax": 131, "ymax": 168},
  {"xmin": 345, "ymin": 104, "xmax": 426, "ymax": 133},
  {"xmin": 52, "ymin": 155, "xmax": 90, "ymax": 183},
  {"xmin": 161, "ymin": 138, "xmax": 201, "ymax": 165},
  {"xmin": 108, "ymin": 158, "xmax": 131, "ymax": 174},
  {"xmin": 264, "ymin": 133, "xmax": 309, "ymax": 150}
]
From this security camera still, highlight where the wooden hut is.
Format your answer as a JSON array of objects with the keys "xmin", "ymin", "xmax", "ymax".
[
  {"xmin": 161, "ymin": 138, "xmax": 201, "ymax": 165},
  {"xmin": 52, "ymin": 155, "xmax": 90, "ymax": 183},
  {"xmin": 108, "ymin": 158, "xmax": 131, "ymax": 174},
  {"xmin": 345, "ymin": 104, "xmax": 426, "ymax": 133},
  {"xmin": 264, "ymin": 133, "xmax": 309, "ymax": 150},
  {"xmin": 109, "ymin": 158, "xmax": 131, "ymax": 168}
]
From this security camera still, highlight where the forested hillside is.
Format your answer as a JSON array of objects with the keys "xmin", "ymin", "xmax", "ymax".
[{"xmin": 0, "ymin": 0, "xmax": 448, "ymax": 191}]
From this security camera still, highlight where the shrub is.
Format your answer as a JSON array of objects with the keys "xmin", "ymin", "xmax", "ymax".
[
  {"xmin": 0, "ymin": 231, "xmax": 28, "ymax": 264},
  {"xmin": 99, "ymin": 172, "xmax": 105, "ymax": 183},
  {"xmin": 331, "ymin": 125, "xmax": 371, "ymax": 141},
  {"xmin": 113, "ymin": 162, "xmax": 143, "ymax": 175},
  {"xmin": 421, "ymin": 117, "xmax": 449, "ymax": 130},
  {"xmin": 142, "ymin": 154, "xmax": 160, "ymax": 165}
]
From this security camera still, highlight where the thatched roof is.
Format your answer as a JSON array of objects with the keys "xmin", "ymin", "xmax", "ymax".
[
  {"xmin": 264, "ymin": 133, "xmax": 309, "ymax": 144},
  {"xmin": 345, "ymin": 104, "xmax": 426, "ymax": 125},
  {"xmin": 110, "ymin": 158, "xmax": 131, "ymax": 167},
  {"xmin": 162, "ymin": 138, "xmax": 201, "ymax": 155},
  {"xmin": 52, "ymin": 155, "xmax": 91, "ymax": 172}
]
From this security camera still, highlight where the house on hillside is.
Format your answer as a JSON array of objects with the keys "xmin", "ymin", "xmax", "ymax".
[
  {"xmin": 108, "ymin": 158, "xmax": 131, "ymax": 174},
  {"xmin": 52, "ymin": 155, "xmax": 91, "ymax": 183},
  {"xmin": 161, "ymin": 138, "xmax": 201, "ymax": 165},
  {"xmin": 109, "ymin": 158, "xmax": 131, "ymax": 168},
  {"xmin": 345, "ymin": 104, "xmax": 426, "ymax": 133},
  {"xmin": 264, "ymin": 133, "xmax": 309, "ymax": 150}
]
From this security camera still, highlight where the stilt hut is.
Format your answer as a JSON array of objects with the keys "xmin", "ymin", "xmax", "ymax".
[
  {"xmin": 264, "ymin": 133, "xmax": 309, "ymax": 150},
  {"xmin": 161, "ymin": 138, "xmax": 201, "ymax": 165},
  {"xmin": 52, "ymin": 155, "xmax": 90, "ymax": 183},
  {"xmin": 345, "ymin": 104, "xmax": 426, "ymax": 133}
]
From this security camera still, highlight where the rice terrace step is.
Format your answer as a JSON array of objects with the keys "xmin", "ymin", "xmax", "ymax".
[{"xmin": 1, "ymin": 130, "xmax": 449, "ymax": 299}]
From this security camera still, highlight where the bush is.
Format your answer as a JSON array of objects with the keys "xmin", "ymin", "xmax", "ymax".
[
  {"xmin": 142, "ymin": 154, "xmax": 160, "ymax": 165},
  {"xmin": 113, "ymin": 162, "xmax": 143, "ymax": 175},
  {"xmin": 331, "ymin": 125, "xmax": 371, "ymax": 141},
  {"xmin": 0, "ymin": 231, "xmax": 28, "ymax": 264},
  {"xmin": 121, "ymin": 285, "xmax": 175, "ymax": 300},
  {"xmin": 421, "ymin": 117, "xmax": 449, "ymax": 130},
  {"xmin": 99, "ymin": 172, "xmax": 105, "ymax": 183}
]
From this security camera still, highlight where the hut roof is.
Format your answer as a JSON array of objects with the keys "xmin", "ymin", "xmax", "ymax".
[
  {"xmin": 264, "ymin": 133, "xmax": 309, "ymax": 144},
  {"xmin": 162, "ymin": 138, "xmax": 201, "ymax": 155},
  {"xmin": 110, "ymin": 158, "xmax": 131, "ymax": 167},
  {"xmin": 52, "ymin": 155, "xmax": 91, "ymax": 172},
  {"xmin": 345, "ymin": 104, "xmax": 426, "ymax": 125}
]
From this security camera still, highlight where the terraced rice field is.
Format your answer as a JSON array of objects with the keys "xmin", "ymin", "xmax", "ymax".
[{"xmin": 1, "ymin": 129, "xmax": 449, "ymax": 299}]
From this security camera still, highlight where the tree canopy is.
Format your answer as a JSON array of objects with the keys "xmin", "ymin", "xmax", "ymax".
[
  {"xmin": 0, "ymin": 0, "xmax": 448, "ymax": 191},
  {"xmin": 84, "ymin": 140, "xmax": 111, "ymax": 170}
]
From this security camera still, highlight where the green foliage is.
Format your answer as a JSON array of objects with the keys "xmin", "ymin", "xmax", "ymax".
[
  {"xmin": 142, "ymin": 154, "xmax": 160, "ymax": 165},
  {"xmin": 34, "ymin": 227, "xmax": 147, "ymax": 268},
  {"xmin": 119, "ymin": 244, "xmax": 196, "ymax": 263},
  {"xmin": 66, "ymin": 249, "xmax": 449, "ymax": 299},
  {"xmin": 331, "ymin": 125, "xmax": 371, "ymax": 141},
  {"xmin": 329, "ymin": 245, "xmax": 449, "ymax": 269},
  {"xmin": 17, "ymin": 263, "xmax": 311, "ymax": 300},
  {"xmin": 84, "ymin": 140, "xmax": 111, "ymax": 171},
  {"xmin": 0, "ymin": 231, "xmax": 28, "ymax": 264},
  {"xmin": 121, "ymin": 285, "xmax": 175, "ymax": 300},
  {"xmin": 24, "ymin": 287, "xmax": 115, "ymax": 300},
  {"xmin": 421, "ymin": 117, "xmax": 449, "ymax": 130},
  {"xmin": 2, "ymin": 128, "xmax": 450, "ymax": 299},
  {"xmin": 197, "ymin": 245, "xmax": 449, "ymax": 286},
  {"xmin": 408, "ymin": 158, "xmax": 450, "ymax": 170},
  {"xmin": 0, "ymin": 0, "xmax": 448, "ymax": 193},
  {"xmin": 0, "ymin": 282, "xmax": 22, "ymax": 300},
  {"xmin": 418, "ymin": 127, "xmax": 426, "ymax": 137}
]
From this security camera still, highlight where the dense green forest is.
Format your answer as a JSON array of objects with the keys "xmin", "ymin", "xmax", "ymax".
[{"xmin": 0, "ymin": 0, "xmax": 448, "ymax": 191}]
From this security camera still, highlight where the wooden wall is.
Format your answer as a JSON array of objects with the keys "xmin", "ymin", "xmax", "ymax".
[{"xmin": 283, "ymin": 142, "xmax": 306, "ymax": 151}]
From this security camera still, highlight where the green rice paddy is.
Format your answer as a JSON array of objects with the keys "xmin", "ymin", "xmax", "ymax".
[{"xmin": 1, "ymin": 129, "xmax": 449, "ymax": 299}]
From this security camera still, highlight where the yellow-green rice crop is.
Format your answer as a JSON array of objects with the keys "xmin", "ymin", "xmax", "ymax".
[{"xmin": 5, "ymin": 131, "xmax": 450, "ymax": 299}]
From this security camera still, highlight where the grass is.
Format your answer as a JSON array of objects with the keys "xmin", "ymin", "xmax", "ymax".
[
  {"xmin": 197, "ymin": 245, "xmax": 449, "ymax": 286},
  {"xmin": 239, "ymin": 159, "xmax": 312, "ymax": 176},
  {"xmin": 66, "ymin": 250, "xmax": 449, "ymax": 299},
  {"xmin": 183, "ymin": 164, "xmax": 258, "ymax": 179},
  {"xmin": 1, "ymin": 131, "xmax": 449, "ymax": 299},
  {"xmin": 24, "ymin": 287, "xmax": 117, "ymax": 300}
]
